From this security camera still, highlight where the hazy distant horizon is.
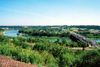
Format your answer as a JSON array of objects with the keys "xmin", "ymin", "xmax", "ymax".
[
  {"xmin": 0, "ymin": 0, "xmax": 100, "ymax": 25},
  {"xmin": 0, "ymin": 24, "xmax": 100, "ymax": 26}
]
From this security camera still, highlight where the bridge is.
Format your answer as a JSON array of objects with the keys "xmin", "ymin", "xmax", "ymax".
[{"xmin": 70, "ymin": 33, "xmax": 98, "ymax": 47}]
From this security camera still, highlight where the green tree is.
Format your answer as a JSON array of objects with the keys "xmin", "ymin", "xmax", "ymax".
[{"xmin": 62, "ymin": 39, "xmax": 66, "ymax": 44}]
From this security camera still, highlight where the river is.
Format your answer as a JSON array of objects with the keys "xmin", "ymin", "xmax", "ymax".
[
  {"xmin": 4, "ymin": 30, "xmax": 100, "ymax": 42},
  {"xmin": 4, "ymin": 30, "xmax": 19, "ymax": 37},
  {"xmin": 4, "ymin": 30, "xmax": 71, "ymax": 42}
]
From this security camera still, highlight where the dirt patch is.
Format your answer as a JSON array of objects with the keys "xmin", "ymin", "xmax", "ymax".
[
  {"xmin": 26, "ymin": 42, "xmax": 35, "ymax": 46},
  {"xmin": 68, "ymin": 47, "xmax": 93, "ymax": 50},
  {"xmin": 0, "ymin": 55, "xmax": 38, "ymax": 67}
]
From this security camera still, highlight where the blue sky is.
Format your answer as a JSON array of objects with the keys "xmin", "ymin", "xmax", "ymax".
[{"xmin": 0, "ymin": 0, "xmax": 100, "ymax": 25}]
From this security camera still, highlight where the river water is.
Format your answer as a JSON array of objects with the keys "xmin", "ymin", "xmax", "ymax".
[
  {"xmin": 4, "ymin": 30, "xmax": 71, "ymax": 42},
  {"xmin": 4, "ymin": 30, "xmax": 19, "ymax": 37},
  {"xmin": 4, "ymin": 30, "xmax": 100, "ymax": 42}
]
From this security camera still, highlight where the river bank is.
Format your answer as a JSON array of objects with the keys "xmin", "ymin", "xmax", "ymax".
[
  {"xmin": 4, "ymin": 30, "xmax": 71, "ymax": 42},
  {"xmin": 3, "ymin": 29, "xmax": 11, "ymax": 36},
  {"xmin": 3, "ymin": 31, "xmax": 5, "ymax": 35},
  {"xmin": 4, "ymin": 30, "xmax": 100, "ymax": 43},
  {"xmin": 0, "ymin": 30, "xmax": 5, "ymax": 35}
]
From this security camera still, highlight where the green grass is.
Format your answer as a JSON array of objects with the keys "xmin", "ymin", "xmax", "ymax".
[
  {"xmin": 22, "ymin": 35, "xmax": 71, "ymax": 42},
  {"xmin": 79, "ymin": 28, "xmax": 87, "ymax": 30},
  {"xmin": 7, "ymin": 56, "xmax": 12, "ymax": 59}
]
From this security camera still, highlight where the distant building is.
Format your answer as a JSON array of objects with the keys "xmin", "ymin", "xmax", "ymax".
[
  {"xmin": 2, "ymin": 28, "xmax": 8, "ymax": 29},
  {"xmin": 40, "ymin": 30, "xmax": 43, "ymax": 32}
]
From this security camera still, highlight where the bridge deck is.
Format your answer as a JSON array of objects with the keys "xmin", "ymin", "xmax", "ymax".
[{"xmin": 70, "ymin": 33, "xmax": 98, "ymax": 47}]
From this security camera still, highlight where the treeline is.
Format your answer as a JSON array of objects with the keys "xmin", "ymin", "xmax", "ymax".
[
  {"xmin": 0, "ymin": 28, "xmax": 4, "ymax": 31},
  {"xmin": 66, "ymin": 25, "xmax": 100, "ymax": 30},
  {"xmin": 26, "ymin": 25, "xmax": 62, "ymax": 29},
  {"xmin": 19, "ymin": 28, "xmax": 70, "ymax": 37},
  {"xmin": 1, "ymin": 25, "xmax": 100, "ymax": 29},
  {"xmin": 77, "ymin": 31, "xmax": 100, "ymax": 38},
  {"xmin": 0, "ymin": 25, "xmax": 62, "ymax": 30},
  {"xmin": 0, "ymin": 26, "xmax": 24, "ymax": 30},
  {"xmin": 0, "ymin": 34, "xmax": 98, "ymax": 67},
  {"xmin": 1, "ymin": 25, "xmax": 100, "ymax": 30}
]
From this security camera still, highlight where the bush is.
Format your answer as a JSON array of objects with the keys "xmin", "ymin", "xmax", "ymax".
[
  {"xmin": 48, "ymin": 44, "xmax": 67, "ymax": 57},
  {"xmin": 39, "ymin": 51, "xmax": 58, "ymax": 67},
  {"xmin": 59, "ymin": 53, "xmax": 76, "ymax": 67},
  {"xmin": 75, "ymin": 50, "xmax": 100, "ymax": 67},
  {"xmin": 33, "ymin": 43, "xmax": 50, "ymax": 52}
]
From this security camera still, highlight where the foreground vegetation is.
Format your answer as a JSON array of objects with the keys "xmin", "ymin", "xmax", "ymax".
[
  {"xmin": 0, "ymin": 34, "xmax": 100, "ymax": 67},
  {"xmin": 1, "ymin": 25, "xmax": 100, "ymax": 67}
]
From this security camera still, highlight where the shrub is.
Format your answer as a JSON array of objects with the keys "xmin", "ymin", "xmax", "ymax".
[
  {"xmin": 76, "ymin": 50, "xmax": 100, "ymax": 67},
  {"xmin": 39, "ymin": 51, "xmax": 58, "ymax": 67},
  {"xmin": 59, "ymin": 53, "xmax": 76, "ymax": 67}
]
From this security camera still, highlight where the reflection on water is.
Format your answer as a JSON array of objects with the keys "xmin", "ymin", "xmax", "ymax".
[
  {"xmin": 91, "ymin": 39, "xmax": 100, "ymax": 43},
  {"xmin": 4, "ymin": 30, "xmax": 100, "ymax": 42},
  {"xmin": 4, "ymin": 30, "xmax": 19, "ymax": 37},
  {"xmin": 4, "ymin": 30, "xmax": 71, "ymax": 42}
]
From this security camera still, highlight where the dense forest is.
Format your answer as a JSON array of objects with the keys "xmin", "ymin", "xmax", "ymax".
[
  {"xmin": 18, "ymin": 25, "xmax": 100, "ymax": 38},
  {"xmin": 19, "ymin": 28, "xmax": 70, "ymax": 37},
  {"xmin": 0, "ymin": 34, "xmax": 100, "ymax": 67}
]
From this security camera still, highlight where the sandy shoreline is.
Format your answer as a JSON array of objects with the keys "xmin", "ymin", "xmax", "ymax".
[{"xmin": 3, "ymin": 31, "xmax": 5, "ymax": 36}]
